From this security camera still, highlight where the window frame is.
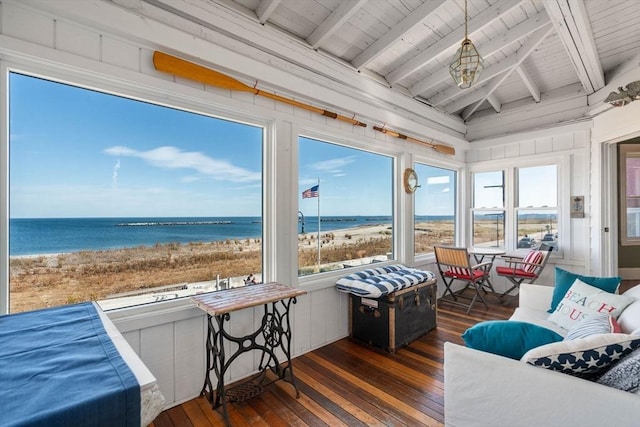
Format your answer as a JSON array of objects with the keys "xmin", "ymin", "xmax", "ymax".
[
  {"xmin": 1, "ymin": 61, "xmax": 274, "ymax": 314},
  {"xmin": 515, "ymin": 164, "xmax": 559, "ymax": 251},
  {"xmin": 620, "ymin": 144, "xmax": 640, "ymax": 246},
  {"xmin": 412, "ymin": 161, "xmax": 458, "ymax": 256},
  {"xmin": 471, "ymin": 170, "xmax": 506, "ymax": 248},
  {"xmin": 295, "ymin": 130, "xmax": 399, "ymax": 281},
  {"xmin": 412, "ymin": 154, "xmax": 464, "ymax": 263},
  {"xmin": 469, "ymin": 157, "xmax": 564, "ymax": 254}
]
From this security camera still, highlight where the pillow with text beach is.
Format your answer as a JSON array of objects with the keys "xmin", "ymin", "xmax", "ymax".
[
  {"xmin": 548, "ymin": 267, "xmax": 621, "ymax": 313},
  {"xmin": 547, "ymin": 278, "xmax": 635, "ymax": 331}
]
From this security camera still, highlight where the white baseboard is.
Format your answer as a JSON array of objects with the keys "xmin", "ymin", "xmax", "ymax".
[{"xmin": 619, "ymin": 268, "xmax": 640, "ymax": 280}]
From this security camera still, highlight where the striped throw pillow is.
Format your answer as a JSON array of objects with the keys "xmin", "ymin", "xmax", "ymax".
[
  {"xmin": 522, "ymin": 250, "xmax": 543, "ymax": 273},
  {"xmin": 565, "ymin": 312, "xmax": 622, "ymax": 340}
]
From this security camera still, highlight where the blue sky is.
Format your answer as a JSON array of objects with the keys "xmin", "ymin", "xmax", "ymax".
[
  {"xmin": 9, "ymin": 73, "xmax": 262, "ymax": 218},
  {"xmin": 10, "ymin": 73, "xmax": 414, "ymax": 218}
]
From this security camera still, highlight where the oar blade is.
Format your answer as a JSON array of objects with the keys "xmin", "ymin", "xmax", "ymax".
[
  {"xmin": 433, "ymin": 144, "xmax": 456, "ymax": 155},
  {"xmin": 153, "ymin": 51, "xmax": 255, "ymax": 93}
]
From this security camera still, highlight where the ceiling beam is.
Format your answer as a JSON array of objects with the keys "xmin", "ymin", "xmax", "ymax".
[
  {"xmin": 448, "ymin": 88, "xmax": 491, "ymax": 115},
  {"xmin": 255, "ymin": 0, "xmax": 280, "ymax": 24},
  {"xmin": 409, "ymin": 9, "xmax": 551, "ymax": 97},
  {"xmin": 351, "ymin": 0, "xmax": 447, "ymax": 70},
  {"xmin": 306, "ymin": 0, "xmax": 366, "ymax": 49},
  {"xmin": 544, "ymin": 0, "xmax": 605, "ymax": 93},
  {"xmin": 461, "ymin": 25, "xmax": 555, "ymax": 120},
  {"xmin": 431, "ymin": 55, "xmax": 518, "ymax": 108},
  {"xmin": 486, "ymin": 94, "xmax": 502, "ymax": 112},
  {"xmin": 516, "ymin": 65, "xmax": 541, "ymax": 102},
  {"xmin": 386, "ymin": 0, "xmax": 524, "ymax": 85}
]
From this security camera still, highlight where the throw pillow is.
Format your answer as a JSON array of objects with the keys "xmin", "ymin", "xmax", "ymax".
[
  {"xmin": 521, "ymin": 333, "xmax": 640, "ymax": 378},
  {"xmin": 522, "ymin": 250, "xmax": 544, "ymax": 273},
  {"xmin": 617, "ymin": 285, "xmax": 640, "ymax": 335},
  {"xmin": 462, "ymin": 320, "xmax": 563, "ymax": 360},
  {"xmin": 548, "ymin": 267, "xmax": 621, "ymax": 313},
  {"xmin": 547, "ymin": 278, "xmax": 635, "ymax": 331},
  {"xmin": 596, "ymin": 348, "xmax": 640, "ymax": 392},
  {"xmin": 565, "ymin": 312, "xmax": 621, "ymax": 340}
]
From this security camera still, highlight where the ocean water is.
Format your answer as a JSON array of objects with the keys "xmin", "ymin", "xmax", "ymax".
[{"xmin": 8, "ymin": 216, "xmax": 421, "ymax": 256}]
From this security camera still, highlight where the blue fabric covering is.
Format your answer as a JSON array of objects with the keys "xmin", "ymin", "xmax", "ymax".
[
  {"xmin": 335, "ymin": 264, "xmax": 435, "ymax": 298},
  {"xmin": 462, "ymin": 320, "xmax": 564, "ymax": 360},
  {"xmin": 0, "ymin": 303, "xmax": 140, "ymax": 427},
  {"xmin": 548, "ymin": 267, "xmax": 621, "ymax": 313}
]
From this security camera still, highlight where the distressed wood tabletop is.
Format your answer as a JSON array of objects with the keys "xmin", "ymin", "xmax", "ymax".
[{"xmin": 191, "ymin": 282, "xmax": 307, "ymax": 316}]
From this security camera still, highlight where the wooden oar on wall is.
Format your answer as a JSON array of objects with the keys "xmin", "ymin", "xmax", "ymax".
[
  {"xmin": 373, "ymin": 126, "xmax": 455, "ymax": 156},
  {"xmin": 153, "ymin": 51, "xmax": 366, "ymax": 127}
]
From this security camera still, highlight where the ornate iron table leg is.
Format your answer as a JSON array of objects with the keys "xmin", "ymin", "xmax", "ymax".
[
  {"xmin": 258, "ymin": 297, "xmax": 301, "ymax": 397},
  {"xmin": 201, "ymin": 313, "xmax": 230, "ymax": 426},
  {"xmin": 200, "ymin": 296, "xmax": 300, "ymax": 426}
]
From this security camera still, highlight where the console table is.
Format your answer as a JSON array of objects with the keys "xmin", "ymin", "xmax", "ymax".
[{"xmin": 191, "ymin": 283, "xmax": 306, "ymax": 425}]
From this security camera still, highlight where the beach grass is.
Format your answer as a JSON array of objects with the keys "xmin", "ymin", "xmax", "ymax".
[{"xmin": 9, "ymin": 219, "xmax": 553, "ymax": 312}]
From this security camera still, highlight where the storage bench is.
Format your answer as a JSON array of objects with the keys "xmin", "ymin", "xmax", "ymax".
[{"xmin": 336, "ymin": 264, "xmax": 437, "ymax": 352}]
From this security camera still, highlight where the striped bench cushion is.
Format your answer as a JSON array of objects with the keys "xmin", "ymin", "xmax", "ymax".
[{"xmin": 335, "ymin": 264, "xmax": 435, "ymax": 298}]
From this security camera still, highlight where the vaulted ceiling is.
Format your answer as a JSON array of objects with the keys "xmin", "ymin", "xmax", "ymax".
[{"xmin": 139, "ymin": 0, "xmax": 639, "ymax": 140}]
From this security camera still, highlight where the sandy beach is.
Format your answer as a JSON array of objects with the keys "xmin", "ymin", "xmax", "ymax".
[
  {"xmin": 9, "ymin": 222, "xmax": 399, "ymax": 312},
  {"xmin": 9, "ymin": 218, "xmax": 551, "ymax": 312}
]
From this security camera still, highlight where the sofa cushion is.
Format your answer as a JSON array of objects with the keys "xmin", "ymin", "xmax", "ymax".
[
  {"xmin": 596, "ymin": 348, "xmax": 640, "ymax": 392},
  {"xmin": 565, "ymin": 312, "xmax": 621, "ymax": 340},
  {"xmin": 618, "ymin": 285, "xmax": 640, "ymax": 335},
  {"xmin": 462, "ymin": 320, "xmax": 563, "ymax": 360},
  {"xmin": 547, "ymin": 279, "xmax": 635, "ymax": 331},
  {"xmin": 521, "ymin": 333, "xmax": 640, "ymax": 378},
  {"xmin": 548, "ymin": 267, "xmax": 621, "ymax": 313}
]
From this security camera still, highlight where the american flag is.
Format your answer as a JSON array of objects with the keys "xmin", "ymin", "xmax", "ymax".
[{"xmin": 302, "ymin": 184, "xmax": 319, "ymax": 198}]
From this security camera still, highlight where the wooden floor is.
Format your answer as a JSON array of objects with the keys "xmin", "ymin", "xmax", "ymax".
[
  {"xmin": 150, "ymin": 290, "xmax": 516, "ymax": 427},
  {"xmin": 150, "ymin": 281, "xmax": 639, "ymax": 426}
]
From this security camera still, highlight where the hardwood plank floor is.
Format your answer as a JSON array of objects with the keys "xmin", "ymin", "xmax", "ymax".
[
  {"xmin": 150, "ymin": 281, "xmax": 639, "ymax": 426},
  {"xmin": 150, "ymin": 289, "xmax": 515, "ymax": 427}
]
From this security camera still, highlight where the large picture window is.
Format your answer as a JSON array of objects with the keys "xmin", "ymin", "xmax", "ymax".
[
  {"xmin": 298, "ymin": 136, "xmax": 393, "ymax": 276},
  {"xmin": 414, "ymin": 163, "xmax": 456, "ymax": 254},
  {"xmin": 8, "ymin": 73, "xmax": 263, "ymax": 313}
]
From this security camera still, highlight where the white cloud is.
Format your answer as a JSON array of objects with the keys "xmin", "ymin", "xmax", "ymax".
[
  {"xmin": 104, "ymin": 145, "xmax": 260, "ymax": 182},
  {"xmin": 307, "ymin": 156, "xmax": 356, "ymax": 174}
]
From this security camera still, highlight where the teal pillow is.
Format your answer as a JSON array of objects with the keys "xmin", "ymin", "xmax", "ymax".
[
  {"xmin": 462, "ymin": 320, "xmax": 563, "ymax": 360},
  {"xmin": 548, "ymin": 267, "xmax": 621, "ymax": 313}
]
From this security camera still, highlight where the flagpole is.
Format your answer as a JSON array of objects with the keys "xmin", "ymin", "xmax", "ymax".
[{"xmin": 317, "ymin": 178, "xmax": 321, "ymax": 269}]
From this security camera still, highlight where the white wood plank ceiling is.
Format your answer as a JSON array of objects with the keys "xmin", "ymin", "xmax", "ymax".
[{"xmin": 138, "ymin": 0, "xmax": 639, "ymax": 136}]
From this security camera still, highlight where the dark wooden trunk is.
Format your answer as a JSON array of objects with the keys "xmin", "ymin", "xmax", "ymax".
[{"xmin": 349, "ymin": 280, "xmax": 437, "ymax": 353}]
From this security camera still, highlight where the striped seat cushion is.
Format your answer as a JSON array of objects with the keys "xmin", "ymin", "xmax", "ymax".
[
  {"xmin": 335, "ymin": 264, "xmax": 435, "ymax": 298},
  {"xmin": 444, "ymin": 268, "xmax": 485, "ymax": 281}
]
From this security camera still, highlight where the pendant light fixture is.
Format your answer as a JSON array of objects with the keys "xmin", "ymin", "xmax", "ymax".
[{"xmin": 449, "ymin": 0, "xmax": 485, "ymax": 89}]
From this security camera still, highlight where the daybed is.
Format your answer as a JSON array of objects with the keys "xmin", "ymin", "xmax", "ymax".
[
  {"xmin": 0, "ymin": 302, "xmax": 165, "ymax": 427},
  {"xmin": 445, "ymin": 282, "xmax": 640, "ymax": 427}
]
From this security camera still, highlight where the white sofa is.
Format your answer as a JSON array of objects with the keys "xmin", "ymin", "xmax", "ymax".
[{"xmin": 444, "ymin": 283, "xmax": 640, "ymax": 427}]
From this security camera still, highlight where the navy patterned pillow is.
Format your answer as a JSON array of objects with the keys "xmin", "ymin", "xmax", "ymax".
[
  {"xmin": 521, "ymin": 334, "xmax": 640, "ymax": 378},
  {"xmin": 596, "ymin": 348, "xmax": 640, "ymax": 392}
]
